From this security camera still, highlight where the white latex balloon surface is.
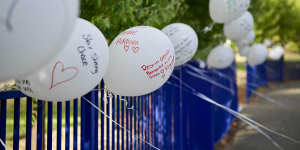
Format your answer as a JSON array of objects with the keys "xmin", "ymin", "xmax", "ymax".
[
  {"xmin": 236, "ymin": 30, "xmax": 255, "ymax": 48},
  {"xmin": 16, "ymin": 18, "xmax": 109, "ymax": 101},
  {"xmin": 209, "ymin": 0, "xmax": 250, "ymax": 23},
  {"xmin": 207, "ymin": 45, "xmax": 235, "ymax": 69},
  {"xmin": 237, "ymin": 46, "xmax": 250, "ymax": 57},
  {"xmin": 162, "ymin": 23, "xmax": 198, "ymax": 66},
  {"xmin": 0, "ymin": 0, "xmax": 79, "ymax": 82},
  {"xmin": 268, "ymin": 45, "xmax": 284, "ymax": 60},
  {"xmin": 247, "ymin": 44, "xmax": 268, "ymax": 66},
  {"xmin": 224, "ymin": 11, "xmax": 254, "ymax": 41},
  {"xmin": 104, "ymin": 26, "xmax": 175, "ymax": 96}
]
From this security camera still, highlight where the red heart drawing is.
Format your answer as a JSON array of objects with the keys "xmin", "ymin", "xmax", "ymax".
[{"xmin": 49, "ymin": 61, "xmax": 79, "ymax": 90}]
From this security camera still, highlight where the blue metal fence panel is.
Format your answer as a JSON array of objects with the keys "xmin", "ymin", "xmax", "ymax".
[
  {"xmin": 0, "ymin": 58, "xmax": 242, "ymax": 150},
  {"xmin": 0, "ymin": 99, "xmax": 7, "ymax": 150},
  {"xmin": 25, "ymin": 97, "xmax": 32, "ymax": 150},
  {"xmin": 47, "ymin": 102, "xmax": 53, "ymax": 150},
  {"xmin": 13, "ymin": 98, "xmax": 20, "ymax": 150},
  {"xmin": 266, "ymin": 57, "xmax": 284, "ymax": 82},
  {"xmin": 57, "ymin": 102, "xmax": 62, "ymax": 150}
]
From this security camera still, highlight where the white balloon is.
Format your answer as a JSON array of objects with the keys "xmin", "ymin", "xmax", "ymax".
[
  {"xmin": 209, "ymin": 0, "xmax": 250, "ymax": 23},
  {"xmin": 104, "ymin": 26, "xmax": 175, "ymax": 96},
  {"xmin": 0, "ymin": 0, "xmax": 79, "ymax": 82},
  {"xmin": 238, "ymin": 46, "xmax": 251, "ymax": 57},
  {"xmin": 263, "ymin": 39, "xmax": 272, "ymax": 47},
  {"xmin": 207, "ymin": 45, "xmax": 235, "ymax": 69},
  {"xmin": 268, "ymin": 45, "xmax": 284, "ymax": 60},
  {"xmin": 16, "ymin": 18, "xmax": 109, "ymax": 101},
  {"xmin": 247, "ymin": 44, "xmax": 268, "ymax": 66},
  {"xmin": 224, "ymin": 11, "xmax": 254, "ymax": 41},
  {"xmin": 236, "ymin": 30, "xmax": 255, "ymax": 48},
  {"xmin": 162, "ymin": 23, "xmax": 198, "ymax": 66}
]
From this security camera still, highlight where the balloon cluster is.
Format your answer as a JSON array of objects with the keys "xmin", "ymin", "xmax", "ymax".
[
  {"xmin": 0, "ymin": 1, "xmax": 201, "ymax": 100},
  {"xmin": 209, "ymin": 0, "xmax": 269, "ymax": 68}
]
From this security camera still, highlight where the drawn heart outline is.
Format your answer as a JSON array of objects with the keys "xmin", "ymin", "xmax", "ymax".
[{"xmin": 49, "ymin": 61, "xmax": 79, "ymax": 90}]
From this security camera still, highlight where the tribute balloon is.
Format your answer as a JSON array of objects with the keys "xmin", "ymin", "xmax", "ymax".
[
  {"xmin": 209, "ymin": 0, "xmax": 250, "ymax": 23},
  {"xmin": 16, "ymin": 18, "xmax": 109, "ymax": 101},
  {"xmin": 268, "ymin": 45, "xmax": 284, "ymax": 60},
  {"xmin": 247, "ymin": 44, "xmax": 268, "ymax": 66},
  {"xmin": 224, "ymin": 11, "xmax": 254, "ymax": 41},
  {"xmin": 162, "ymin": 23, "xmax": 198, "ymax": 66},
  {"xmin": 104, "ymin": 26, "xmax": 175, "ymax": 96},
  {"xmin": 0, "ymin": 0, "xmax": 79, "ymax": 82},
  {"xmin": 207, "ymin": 45, "xmax": 235, "ymax": 69}
]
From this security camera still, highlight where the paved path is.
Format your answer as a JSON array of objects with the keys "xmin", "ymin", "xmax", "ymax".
[{"xmin": 225, "ymin": 81, "xmax": 300, "ymax": 150}]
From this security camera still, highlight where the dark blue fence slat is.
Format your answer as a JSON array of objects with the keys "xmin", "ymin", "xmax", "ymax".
[
  {"xmin": 0, "ymin": 99, "xmax": 7, "ymax": 150},
  {"xmin": 126, "ymin": 97, "xmax": 129, "ymax": 150},
  {"xmin": 73, "ymin": 99, "xmax": 78, "ymax": 150},
  {"xmin": 47, "ymin": 102, "xmax": 53, "ymax": 150},
  {"xmin": 65, "ymin": 101, "xmax": 70, "ymax": 150},
  {"xmin": 129, "ymin": 97, "xmax": 133, "ymax": 150},
  {"xmin": 94, "ymin": 87, "xmax": 99, "ymax": 150},
  {"xmin": 116, "ymin": 95, "xmax": 120, "ymax": 150},
  {"xmin": 80, "ymin": 96, "xmax": 86, "ymax": 150},
  {"xmin": 100, "ymin": 82, "xmax": 105, "ymax": 150},
  {"xmin": 37, "ymin": 100, "xmax": 43, "ymax": 150},
  {"xmin": 121, "ymin": 96, "xmax": 125, "ymax": 150},
  {"xmin": 137, "ymin": 97, "xmax": 141, "ymax": 150},
  {"xmin": 112, "ymin": 95, "xmax": 116, "ymax": 150},
  {"xmin": 57, "ymin": 102, "xmax": 62, "ymax": 150},
  {"xmin": 13, "ymin": 98, "xmax": 20, "ymax": 150},
  {"xmin": 106, "ymin": 94, "xmax": 110, "ymax": 150},
  {"xmin": 25, "ymin": 97, "xmax": 32, "ymax": 150}
]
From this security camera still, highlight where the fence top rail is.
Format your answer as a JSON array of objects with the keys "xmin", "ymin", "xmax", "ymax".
[{"xmin": 0, "ymin": 90, "xmax": 26, "ymax": 100}]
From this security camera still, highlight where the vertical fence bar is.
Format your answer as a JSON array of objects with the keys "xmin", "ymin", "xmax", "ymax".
[
  {"xmin": 106, "ymin": 93, "xmax": 110, "ymax": 150},
  {"xmin": 66, "ymin": 101, "xmax": 70, "ymax": 150},
  {"xmin": 100, "ymin": 82, "xmax": 105, "ymax": 150},
  {"xmin": 0, "ymin": 99, "xmax": 7, "ymax": 150},
  {"xmin": 13, "ymin": 98, "xmax": 20, "ymax": 150},
  {"xmin": 126, "ymin": 97, "xmax": 129, "ymax": 150},
  {"xmin": 80, "ymin": 97, "xmax": 86, "ymax": 150},
  {"xmin": 57, "ymin": 102, "xmax": 62, "ymax": 150},
  {"xmin": 47, "ymin": 102, "xmax": 53, "ymax": 150},
  {"xmin": 121, "ymin": 96, "xmax": 125, "ymax": 150},
  {"xmin": 141, "ymin": 96, "xmax": 145, "ymax": 150},
  {"xmin": 134, "ymin": 97, "xmax": 138, "ymax": 150},
  {"xmin": 116, "ymin": 95, "xmax": 120, "ymax": 150},
  {"xmin": 129, "ymin": 97, "xmax": 132, "ymax": 150},
  {"xmin": 94, "ymin": 87, "xmax": 99, "ymax": 150},
  {"xmin": 25, "ymin": 97, "xmax": 32, "ymax": 150},
  {"xmin": 37, "ymin": 100, "xmax": 43, "ymax": 150},
  {"xmin": 73, "ymin": 99, "xmax": 78, "ymax": 150},
  {"xmin": 137, "ymin": 97, "xmax": 140, "ymax": 150},
  {"xmin": 112, "ymin": 95, "xmax": 116, "ymax": 150}
]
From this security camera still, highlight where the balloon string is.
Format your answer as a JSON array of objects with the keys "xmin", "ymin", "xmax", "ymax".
[
  {"xmin": 81, "ymin": 96, "xmax": 160, "ymax": 150},
  {"xmin": 0, "ymin": 138, "xmax": 7, "ymax": 150},
  {"xmin": 185, "ymin": 64, "xmax": 288, "ymax": 107},
  {"xmin": 169, "ymin": 75, "xmax": 300, "ymax": 145}
]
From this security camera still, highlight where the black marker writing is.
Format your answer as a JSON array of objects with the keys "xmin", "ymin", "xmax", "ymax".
[{"xmin": 0, "ymin": 0, "xmax": 19, "ymax": 32}]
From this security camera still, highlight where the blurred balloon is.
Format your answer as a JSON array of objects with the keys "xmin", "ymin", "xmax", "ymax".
[
  {"xmin": 238, "ymin": 46, "xmax": 251, "ymax": 57},
  {"xmin": 268, "ymin": 45, "xmax": 284, "ymax": 60},
  {"xmin": 247, "ymin": 44, "xmax": 268, "ymax": 66},
  {"xmin": 0, "ymin": 0, "xmax": 79, "ymax": 82},
  {"xmin": 162, "ymin": 23, "xmax": 198, "ymax": 66},
  {"xmin": 263, "ymin": 39, "xmax": 272, "ymax": 47},
  {"xmin": 104, "ymin": 26, "xmax": 175, "ymax": 96},
  {"xmin": 224, "ymin": 11, "xmax": 254, "ymax": 40},
  {"xmin": 16, "ymin": 18, "xmax": 109, "ymax": 101},
  {"xmin": 207, "ymin": 45, "xmax": 235, "ymax": 69},
  {"xmin": 209, "ymin": 0, "xmax": 250, "ymax": 23},
  {"xmin": 236, "ymin": 30, "xmax": 255, "ymax": 48}
]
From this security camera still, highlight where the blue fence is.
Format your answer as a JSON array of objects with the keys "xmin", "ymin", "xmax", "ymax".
[
  {"xmin": 0, "ymin": 61, "xmax": 238, "ymax": 150},
  {"xmin": 246, "ymin": 58, "xmax": 284, "ymax": 102}
]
